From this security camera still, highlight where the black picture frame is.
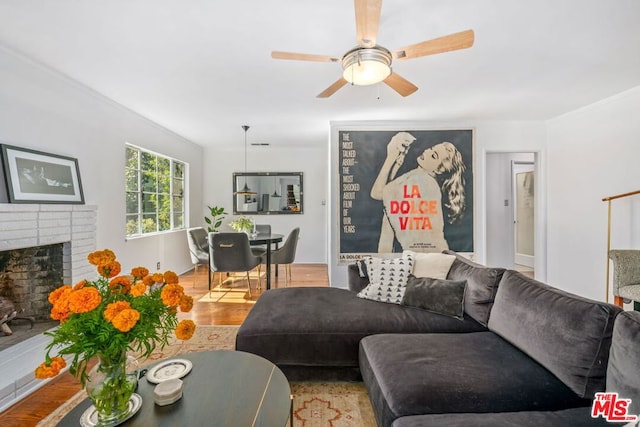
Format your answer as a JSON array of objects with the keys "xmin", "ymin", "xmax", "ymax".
[{"xmin": 0, "ymin": 144, "xmax": 85, "ymax": 204}]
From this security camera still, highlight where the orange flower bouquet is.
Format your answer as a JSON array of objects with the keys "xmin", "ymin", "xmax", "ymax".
[{"xmin": 35, "ymin": 249, "xmax": 196, "ymax": 424}]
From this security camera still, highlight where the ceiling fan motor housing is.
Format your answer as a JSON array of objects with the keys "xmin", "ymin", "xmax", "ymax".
[{"xmin": 341, "ymin": 46, "xmax": 392, "ymax": 85}]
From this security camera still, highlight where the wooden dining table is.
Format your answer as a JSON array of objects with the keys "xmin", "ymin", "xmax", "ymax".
[{"xmin": 249, "ymin": 233, "xmax": 283, "ymax": 290}]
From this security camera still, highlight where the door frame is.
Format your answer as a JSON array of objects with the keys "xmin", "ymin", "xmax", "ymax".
[{"xmin": 481, "ymin": 149, "xmax": 547, "ymax": 281}]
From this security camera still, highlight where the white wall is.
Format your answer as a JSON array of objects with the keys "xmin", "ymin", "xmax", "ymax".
[
  {"xmin": 546, "ymin": 86, "xmax": 640, "ymax": 301},
  {"xmin": 201, "ymin": 144, "xmax": 328, "ymax": 263},
  {"xmin": 0, "ymin": 46, "xmax": 204, "ymax": 275}
]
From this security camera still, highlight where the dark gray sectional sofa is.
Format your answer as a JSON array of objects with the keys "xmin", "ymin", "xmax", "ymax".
[{"xmin": 236, "ymin": 251, "xmax": 639, "ymax": 426}]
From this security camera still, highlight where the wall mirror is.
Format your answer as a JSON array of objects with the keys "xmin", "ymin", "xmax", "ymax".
[{"xmin": 233, "ymin": 172, "xmax": 303, "ymax": 215}]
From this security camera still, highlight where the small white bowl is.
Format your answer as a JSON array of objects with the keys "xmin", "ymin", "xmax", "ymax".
[{"xmin": 153, "ymin": 378, "xmax": 183, "ymax": 406}]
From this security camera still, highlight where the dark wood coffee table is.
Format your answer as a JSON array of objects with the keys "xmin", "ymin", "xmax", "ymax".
[{"xmin": 57, "ymin": 350, "xmax": 291, "ymax": 426}]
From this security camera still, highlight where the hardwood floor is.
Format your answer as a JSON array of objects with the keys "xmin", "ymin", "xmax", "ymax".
[{"xmin": 0, "ymin": 263, "xmax": 329, "ymax": 427}]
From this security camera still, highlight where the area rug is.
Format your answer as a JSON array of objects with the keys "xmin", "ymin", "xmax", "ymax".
[{"xmin": 37, "ymin": 325, "xmax": 376, "ymax": 427}]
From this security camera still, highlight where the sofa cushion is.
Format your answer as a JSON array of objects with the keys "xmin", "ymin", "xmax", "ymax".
[
  {"xmin": 357, "ymin": 255, "xmax": 414, "ymax": 304},
  {"xmin": 391, "ymin": 407, "xmax": 609, "ymax": 427},
  {"xmin": 402, "ymin": 250, "xmax": 456, "ymax": 279},
  {"xmin": 488, "ymin": 270, "xmax": 622, "ymax": 399},
  {"xmin": 443, "ymin": 250, "xmax": 505, "ymax": 326},
  {"xmin": 359, "ymin": 332, "xmax": 589, "ymax": 427},
  {"xmin": 606, "ymin": 310, "xmax": 640, "ymax": 415},
  {"xmin": 236, "ymin": 287, "xmax": 486, "ymax": 376},
  {"xmin": 401, "ymin": 276, "xmax": 466, "ymax": 319}
]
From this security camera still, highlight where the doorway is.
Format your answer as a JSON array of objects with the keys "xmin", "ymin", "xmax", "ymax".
[
  {"xmin": 485, "ymin": 152, "xmax": 538, "ymax": 277},
  {"xmin": 512, "ymin": 161, "xmax": 535, "ymax": 274}
]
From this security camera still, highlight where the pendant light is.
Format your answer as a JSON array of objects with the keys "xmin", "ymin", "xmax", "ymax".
[
  {"xmin": 271, "ymin": 176, "xmax": 281, "ymax": 197},
  {"xmin": 236, "ymin": 125, "xmax": 256, "ymax": 195}
]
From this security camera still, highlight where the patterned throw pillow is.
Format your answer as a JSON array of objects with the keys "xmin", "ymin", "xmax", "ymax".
[
  {"xmin": 355, "ymin": 258, "xmax": 370, "ymax": 279},
  {"xmin": 357, "ymin": 255, "xmax": 414, "ymax": 304}
]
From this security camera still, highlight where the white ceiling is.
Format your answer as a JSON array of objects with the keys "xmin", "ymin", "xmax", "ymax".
[{"xmin": 0, "ymin": 0, "xmax": 639, "ymax": 148}]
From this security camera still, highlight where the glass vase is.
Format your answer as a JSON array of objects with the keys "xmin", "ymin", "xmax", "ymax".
[{"xmin": 85, "ymin": 351, "xmax": 139, "ymax": 425}]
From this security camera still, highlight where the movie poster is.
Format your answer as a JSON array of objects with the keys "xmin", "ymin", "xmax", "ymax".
[{"xmin": 338, "ymin": 129, "xmax": 473, "ymax": 264}]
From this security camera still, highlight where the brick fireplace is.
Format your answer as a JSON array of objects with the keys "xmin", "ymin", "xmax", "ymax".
[
  {"xmin": 1, "ymin": 244, "xmax": 65, "ymax": 325},
  {"xmin": 0, "ymin": 203, "xmax": 97, "ymax": 411}
]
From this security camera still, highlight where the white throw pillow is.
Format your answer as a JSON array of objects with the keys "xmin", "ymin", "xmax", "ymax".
[
  {"xmin": 403, "ymin": 250, "xmax": 456, "ymax": 279},
  {"xmin": 357, "ymin": 255, "xmax": 414, "ymax": 304}
]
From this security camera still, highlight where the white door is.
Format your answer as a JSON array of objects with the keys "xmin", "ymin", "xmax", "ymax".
[{"xmin": 512, "ymin": 162, "xmax": 535, "ymax": 268}]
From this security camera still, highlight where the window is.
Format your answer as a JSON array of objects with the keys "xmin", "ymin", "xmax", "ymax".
[{"xmin": 125, "ymin": 144, "xmax": 186, "ymax": 237}]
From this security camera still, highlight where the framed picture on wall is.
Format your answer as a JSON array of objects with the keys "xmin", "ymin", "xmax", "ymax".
[
  {"xmin": 337, "ymin": 128, "xmax": 474, "ymax": 264},
  {"xmin": 0, "ymin": 144, "xmax": 85, "ymax": 204}
]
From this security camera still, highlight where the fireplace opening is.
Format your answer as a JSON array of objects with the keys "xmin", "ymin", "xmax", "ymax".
[{"xmin": 0, "ymin": 243, "xmax": 65, "ymax": 351}]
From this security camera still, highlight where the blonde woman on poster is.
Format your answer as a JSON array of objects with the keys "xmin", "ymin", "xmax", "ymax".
[{"xmin": 370, "ymin": 132, "xmax": 466, "ymax": 253}]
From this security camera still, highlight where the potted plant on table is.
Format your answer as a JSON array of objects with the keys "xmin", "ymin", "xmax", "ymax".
[
  {"xmin": 204, "ymin": 205, "xmax": 227, "ymax": 233},
  {"xmin": 228, "ymin": 216, "xmax": 254, "ymax": 234},
  {"xmin": 34, "ymin": 249, "xmax": 196, "ymax": 425}
]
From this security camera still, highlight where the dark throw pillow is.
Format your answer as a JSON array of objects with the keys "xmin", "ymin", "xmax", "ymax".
[{"xmin": 401, "ymin": 275, "xmax": 467, "ymax": 319}]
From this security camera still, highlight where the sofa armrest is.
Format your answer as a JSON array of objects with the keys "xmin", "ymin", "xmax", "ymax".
[{"xmin": 347, "ymin": 264, "xmax": 369, "ymax": 293}]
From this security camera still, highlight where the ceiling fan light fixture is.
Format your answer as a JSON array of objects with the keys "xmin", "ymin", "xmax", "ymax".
[{"xmin": 342, "ymin": 47, "xmax": 392, "ymax": 86}]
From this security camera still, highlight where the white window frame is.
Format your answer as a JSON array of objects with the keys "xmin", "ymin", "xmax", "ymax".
[{"xmin": 125, "ymin": 143, "xmax": 187, "ymax": 238}]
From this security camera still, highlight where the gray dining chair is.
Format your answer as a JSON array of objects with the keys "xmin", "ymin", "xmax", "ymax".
[
  {"xmin": 269, "ymin": 227, "xmax": 300, "ymax": 287},
  {"xmin": 186, "ymin": 227, "xmax": 210, "ymax": 288},
  {"xmin": 208, "ymin": 232, "xmax": 262, "ymax": 296},
  {"xmin": 250, "ymin": 224, "xmax": 271, "ymax": 257}
]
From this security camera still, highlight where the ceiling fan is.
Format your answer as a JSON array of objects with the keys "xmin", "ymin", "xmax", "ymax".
[{"xmin": 271, "ymin": 0, "xmax": 474, "ymax": 98}]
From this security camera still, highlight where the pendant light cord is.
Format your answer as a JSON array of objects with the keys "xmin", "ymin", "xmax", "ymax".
[{"xmin": 242, "ymin": 125, "xmax": 250, "ymax": 174}]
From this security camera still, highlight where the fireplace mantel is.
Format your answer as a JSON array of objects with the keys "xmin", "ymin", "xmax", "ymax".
[{"xmin": 0, "ymin": 203, "xmax": 97, "ymax": 411}]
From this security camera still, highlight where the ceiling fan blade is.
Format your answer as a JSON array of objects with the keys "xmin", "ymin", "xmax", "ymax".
[
  {"xmin": 317, "ymin": 78, "xmax": 349, "ymax": 98},
  {"xmin": 393, "ymin": 29, "xmax": 475, "ymax": 60},
  {"xmin": 383, "ymin": 72, "xmax": 418, "ymax": 97},
  {"xmin": 354, "ymin": 0, "xmax": 382, "ymax": 47},
  {"xmin": 271, "ymin": 51, "xmax": 340, "ymax": 62}
]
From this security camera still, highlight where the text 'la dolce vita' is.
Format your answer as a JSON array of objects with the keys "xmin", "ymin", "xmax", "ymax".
[{"xmin": 388, "ymin": 185, "xmax": 439, "ymax": 230}]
